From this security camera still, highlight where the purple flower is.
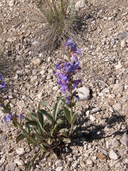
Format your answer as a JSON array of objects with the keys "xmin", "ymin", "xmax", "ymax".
[
  {"xmin": 3, "ymin": 114, "xmax": 12, "ymax": 123},
  {"xmin": 0, "ymin": 74, "xmax": 2, "ymax": 81},
  {"xmin": 0, "ymin": 82, "xmax": 6, "ymax": 89},
  {"xmin": 0, "ymin": 104, "xmax": 4, "ymax": 107},
  {"xmin": 72, "ymin": 79, "xmax": 82, "ymax": 89},
  {"xmin": 61, "ymin": 146, "xmax": 66, "ymax": 153},
  {"xmin": 65, "ymin": 39, "xmax": 82, "ymax": 56},
  {"xmin": 19, "ymin": 114, "xmax": 24, "ymax": 120},
  {"xmin": 66, "ymin": 96, "xmax": 70, "ymax": 104},
  {"xmin": 60, "ymin": 85, "xmax": 67, "ymax": 94},
  {"xmin": 66, "ymin": 61, "xmax": 81, "ymax": 75},
  {"xmin": 56, "ymin": 62, "xmax": 63, "ymax": 69}
]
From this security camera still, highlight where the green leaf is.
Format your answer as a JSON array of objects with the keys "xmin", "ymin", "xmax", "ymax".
[
  {"xmin": 24, "ymin": 116, "xmax": 31, "ymax": 121},
  {"xmin": 63, "ymin": 106, "xmax": 71, "ymax": 124},
  {"xmin": 27, "ymin": 149, "xmax": 41, "ymax": 170},
  {"xmin": 59, "ymin": 128, "xmax": 68, "ymax": 133},
  {"xmin": 26, "ymin": 121, "xmax": 37, "ymax": 127},
  {"xmin": 44, "ymin": 151, "xmax": 50, "ymax": 158},
  {"xmin": 12, "ymin": 119, "xmax": 18, "ymax": 127},
  {"xmin": 40, "ymin": 143, "xmax": 46, "ymax": 151},
  {"xmin": 71, "ymin": 112, "xmax": 78, "ymax": 124},
  {"xmin": 59, "ymin": 128, "xmax": 68, "ymax": 137},
  {"xmin": 53, "ymin": 97, "xmax": 62, "ymax": 121},
  {"xmin": 39, "ymin": 109, "xmax": 54, "ymax": 124},
  {"xmin": 62, "ymin": 137, "xmax": 71, "ymax": 144},
  {"xmin": 39, "ymin": 101, "xmax": 51, "ymax": 111},
  {"xmin": 26, "ymin": 138, "xmax": 34, "ymax": 145},
  {"xmin": 73, "ymin": 124, "xmax": 77, "ymax": 131},
  {"xmin": 25, "ymin": 123, "xmax": 30, "ymax": 134},
  {"xmin": 37, "ymin": 103, "xmax": 44, "ymax": 126},
  {"xmin": 30, "ymin": 113, "xmax": 44, "ymax": 133},
  {"xmin": 30, "ymin": 112, "xmax": 38, "ymax": 120},
  {"xmin": 16, "ymin": 134, "xmax": 25, "ymax": 143},
  {"xmin": 2, "ymin": 102, "xmax": 11, "ymax": 113}
]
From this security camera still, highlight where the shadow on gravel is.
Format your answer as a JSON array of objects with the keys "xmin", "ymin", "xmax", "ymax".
[{"xmin": 70, "ymin": 109, "xmax": 127, "ymax": 147}]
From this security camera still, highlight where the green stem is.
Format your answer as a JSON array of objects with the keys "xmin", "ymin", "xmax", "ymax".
[
  {"xmin": 16, "ymin": 121, "xmax": 44, "ymax": 150},
  {"xmin": 68, "ymin": 76, "xmax": 74, "ymax": 137}
]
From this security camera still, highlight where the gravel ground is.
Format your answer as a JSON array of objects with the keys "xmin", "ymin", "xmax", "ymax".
[{"xmin": 0, "ymin": 0, "xmax": 128, "ymax": 171}]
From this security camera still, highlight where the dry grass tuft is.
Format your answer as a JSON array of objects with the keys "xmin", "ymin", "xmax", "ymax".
[{"xmin": 34, "ymin": 0, "xmax": 76, "ymax": 53}]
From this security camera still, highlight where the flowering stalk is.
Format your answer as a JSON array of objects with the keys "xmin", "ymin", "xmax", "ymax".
[{"xmin": 54, "ymin": 38, "xmax": 82, "ymax": 137}]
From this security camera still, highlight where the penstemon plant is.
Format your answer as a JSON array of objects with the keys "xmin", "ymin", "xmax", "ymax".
[
  {"xmin": 3, "ymin": 39, "xmax": 82, "ymax": 170},
  {"xmin": 54, "ymin": 38, "xmax": 82, "ymax": 137}
]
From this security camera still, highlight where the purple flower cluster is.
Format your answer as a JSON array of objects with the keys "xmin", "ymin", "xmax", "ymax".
[
  {"xmin": 54, "ymin": 39, "xmax": 82, "ymax": 104},
  {"xmin": 3, "ymin": 113, "xmax": 24, "ymax": 123},
  {"xmin": 0, "ymin": 74, "xmax": 6, "ymax": 89}
]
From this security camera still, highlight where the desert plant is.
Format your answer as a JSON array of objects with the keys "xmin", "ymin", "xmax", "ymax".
[{"xmin": 3, "ymin": 39, "xmax": 82, "ymax": 170}]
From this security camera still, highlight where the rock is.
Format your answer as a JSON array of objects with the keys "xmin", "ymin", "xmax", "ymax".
[
  {"xmin": 113, "ymin": 103, "xmax": 122, "ymax": 111},
  {"xmin": 112, "ymin": 138, "xmax": 120, "ymax": 148},
  {"xmin": 113, "ymin": 84, "xmax": 124, "ymax": 95},
  {"xmin": 91, "ymin": 107, "xmax": 100, "ymax": 113},
  {"xmin": 47, "ymin": 57, "xmax": 51, "ymax": 62},
  {"xmin": 115, "ymin": 61, "xmax": 122, "ymax": 70},
  {"xmin": 37, "ymin": 92, "xmax": 43, "ymax": 100},
  {"xmin": 16, "ymin": 100, "xmax": 25, "ymax": 112},
  {"xmin": 53, "ymin": 86, "xmax": 59, "ymax": 91},
  {"xmin": 14, "ymin": 159, "xmax": 23, "ymax": 166},
  {"xmin": 118, "ymin": 31, "xmax": 128, "ymax": 40},
  {"xmin": 75, "ymin": 0, "xmax": 88, "ymax": 10},
  {"xmin": 106, "ymin": 140, "xmax": 112, "ymax": 149},
  {"xmin": 32, "ymin": 58, "xmax": 42, "ymax": 66},
  {"xmin": 120, "ymin": 133, "xmax": 128, "ymax": 146},
  {"xmin": 109, "ymin": 150, "xmax": 118, "ymax": 160},
  {"xmin": 77, "ymin": 86, "xmax": 90, "ymax": 101},
  {"xmin": 86, "ymin": 159, "xmax": 93, "ymax": 165},
  {"xmin": 96, "ymin": 153, "xmax": 106, "ymax": 159},
  {"xmin": 121, "ymin": 40, "xmax": 126, "ymax": 48},
  {"xmin": 8, "ymin": 162, "xmax": 16, "ymax": 171},
  {"xmin": 0, "ymin": 165, "xmax": 5, "ymax": 171},
  {"xmin": 16, "ymin": 148, "xmax": 25, "ymax": 155},
  {"xmin": 31, "ymin": 76, "xmax": 37, "ymax": 83},
  {"xmin": 34, "ymin": 168, "xmax": 41, "ymax": 171},
  {"xmin": 80, "ymin": 160, "xmax": 86, "ymax": 168},
  {"xmin": 8, "ymin": 0, "xmax": 14, "ymax": 7},
  {"xmin": 122, "ymin": 102, "xmax": 128, "ymax": 114},
  {"xmin": 56, "ymin": 166, "xmax": 63, "ymax": 171},
  {"xmin": 72, "ymin": 161, "xmax": 79, "ymax": 169},
  {"xmin": 55, "ymin": 160, "xmax": 63, "ymax": 167},
  {"xmin": 90, "ymin": 115, "xmax": 96, "ymax": 122},
  {"xmin": 0, "ymin": 133, "xmax": 7, "ymax": 143}
]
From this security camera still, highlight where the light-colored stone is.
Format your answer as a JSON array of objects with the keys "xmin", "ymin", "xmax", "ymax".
[
  {"xmin": 75, "ymin": 0, "xmax": 88, "ymax": 10},
  {"xmin": 91, "ymin": 107, "xmax": 100, "ymax": 113},
  {"xmin": 86, "ymin": 159, "xmax": 93, "ymax": 165},
  {"xmin": 14, "ymin": 159, "xmax": 23, "ymax": 166},
  {"xmin": 55, "ymin": 160, "xmax": 63, "ymax": 167},
  {"xmin": 72, "ymin": 161, "xmax": 79, "ymax": 169},
  {"xmin": 77, "ymin": 86, "xmax": 90, "ymax": 101},
  {"xmin": 32, "ymin": 58, "xmax": 42, "ymax": 66},
  {"xmin": 113, "ymin": 103, "xmax": 122, "ymax": 111},
  {"xmin": 56, "ymin": 166, "xmax": 63, "ymax": 171},
  {"xmin": 8, "ymin": 0, "xmax": 14, "ymax": 7},
  {"xmin": 118, "ymin": 31, "xmax": 128, "ymax": 40},
  {"xmin": 90, "ymin": 115, "xmax": 96, "ymax": 122},
  {"xmin": 121, "ymin": 40, "xmax": 126, "ymax": 48},
  {"xmin": 16, "ymin": 148, "xmax": 25, "ymax": 155},
  {"xmin": 112, "ymin": 138, "xmax": 120, "ymax": 148},
  {"xmin": 109, "ymin": 150, "xmax": 118, "ymax": 160},
  {"xmin": 120, "ymin": 133, "xmax": 128, "ymax": 146}
]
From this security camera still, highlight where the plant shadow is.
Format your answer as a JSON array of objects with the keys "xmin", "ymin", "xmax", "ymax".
[{"xmin": 69, "ymin": 108, "xmax": 127, "ymax": 148}]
